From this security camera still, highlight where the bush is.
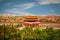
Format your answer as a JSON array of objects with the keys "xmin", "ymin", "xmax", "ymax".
[{"xmin": 0, "ymin": 25, "xmax": 60, "ymax": 40}]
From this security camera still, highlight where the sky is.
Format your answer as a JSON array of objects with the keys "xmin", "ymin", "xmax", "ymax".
[{"xmin": 0, "ymin": 0, "xmax": 60, "ymax": 16}]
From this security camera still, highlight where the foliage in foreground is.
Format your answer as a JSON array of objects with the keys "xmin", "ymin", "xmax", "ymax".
[{"xmin": 0, "ymin": 25, "xmax": 60, "ymax": 40}]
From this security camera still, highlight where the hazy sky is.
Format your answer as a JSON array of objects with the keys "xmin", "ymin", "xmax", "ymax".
[{"xmin": 0, "ymin": 0, "xmax": 60, "ymax": 16}]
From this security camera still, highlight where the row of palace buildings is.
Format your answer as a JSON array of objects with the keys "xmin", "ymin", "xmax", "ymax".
[
  {"xmin": 0, "ymin": 15, "xmax": 60, "ymax": 22},
  {"xmin": 0, "ymin": 15, "xmax": 60, "ymax": 26}
]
